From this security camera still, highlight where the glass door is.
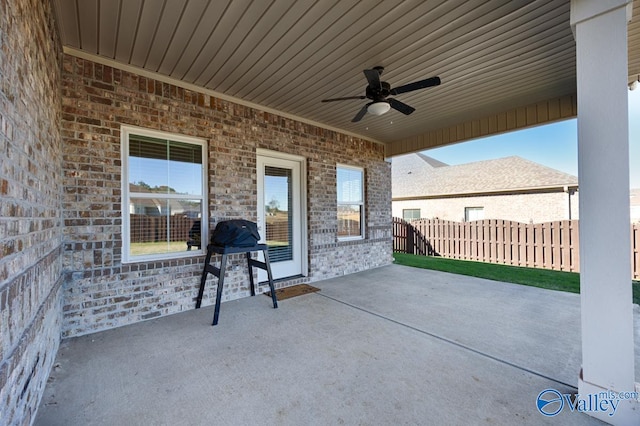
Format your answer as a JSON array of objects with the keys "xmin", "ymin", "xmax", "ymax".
[{"xmin": 257, "ymin": 154, "xmax": 304, "ymax": 280}]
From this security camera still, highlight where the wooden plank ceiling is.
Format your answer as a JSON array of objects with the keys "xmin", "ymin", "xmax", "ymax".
[{"xmin": 53, "ymin": 0, "xmax": 640, "ymax": 152}]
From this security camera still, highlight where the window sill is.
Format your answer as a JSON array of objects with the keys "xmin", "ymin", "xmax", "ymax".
[
  {"xmin": 122, "ymin": 249, "xmax": 205, "ymax": 264},
  {"xmin": 337, "ymin": 236, "xmax": 365, "ymax": 242}
]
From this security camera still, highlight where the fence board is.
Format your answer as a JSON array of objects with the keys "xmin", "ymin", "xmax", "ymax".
[
  {"xmin": 393, "ymin": 218, "xmax": 638, "ymax": 280},
  {"xmin": 542, "ymin": 224, "xmax": 551, "ymax": 269},
  {"xmin": 560, "ymin": 221, "xmax": 569, "ymax": 270},
  {"xmin": 551, "ymin": 222, "xmax": 559, "ymax": 270},
  {"xmin": 492, "ymin": 220, "xmax": 498, "ymax": 263},
  {"xmin": 471, "ymin": 221, "xmax": 478, "ymax": 261},
  {"xmin": 486, "ymin": 220, "xmax": 492, "ymax": 262},
  {"xmin": 534, "ymin": 225, "xmax": 543, "ymax": 269},
  {"xmin": 517, "ymin": 222, "xmax": 526, "ymax": 267},
  {"xmin": 509, "ymin": 222, "xmax": 517, "ymax": 266},
  {"xmin": 496, "ymin": 220, "xmax": 504, "ymax": 264}
]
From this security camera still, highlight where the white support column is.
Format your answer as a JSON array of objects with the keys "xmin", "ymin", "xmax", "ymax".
[{"xmin": 571, "ymin": 1, "xmax": 639, "ymax": 424}]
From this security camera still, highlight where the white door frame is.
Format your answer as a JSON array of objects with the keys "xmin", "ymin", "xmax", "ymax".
[{"xmin": 256, "ymin": 149, "xmax": 308, "ymax": 280}]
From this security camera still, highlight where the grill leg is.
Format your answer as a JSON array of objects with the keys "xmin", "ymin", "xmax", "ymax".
[
  {"xmin": 246, "ymin": 252, "xmax": 256, "ymax": 297},
  {"xmin": 212, "ymin": 254, "xmax": 228, "ymax": 326},
  {"xmin": 195, "ymin": 245, "xmax": 214, "ymax": 309},
  {"xmin": 263, "ymin": 250, "xmax": 278, "ymax": 309}
]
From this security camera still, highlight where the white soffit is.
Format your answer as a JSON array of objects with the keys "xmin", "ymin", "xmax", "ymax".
[{"xmin": 53, "ymin": 0, "xmax": 640, "ymax": 145}]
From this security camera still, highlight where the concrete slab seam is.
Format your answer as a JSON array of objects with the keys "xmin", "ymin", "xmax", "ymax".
[{"xmin": 315, "ymin": 292, "xmax": 579, "ymax": 391}]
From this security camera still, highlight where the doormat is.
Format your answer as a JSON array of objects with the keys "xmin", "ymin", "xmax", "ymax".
[{"xmin": 265, "ymin": 284, "xmax": 320, "ymax": 300}]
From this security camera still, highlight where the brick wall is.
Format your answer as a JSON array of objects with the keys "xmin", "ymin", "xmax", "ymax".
[
  {"xmin": 393, "ymin": 190, "xmax": 579, "ymax": 224},
  {"xmin": 61, "ymin": 56, "xmax": 392, "ymax": 337},
  {"xmin": 0, "ymin": 0, "xmax": 64, "ymax": 424}
]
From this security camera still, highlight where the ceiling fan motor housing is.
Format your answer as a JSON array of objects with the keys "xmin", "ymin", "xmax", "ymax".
[{"xmin": 366, "ymin": 81, "xmax": 391, "ymax": 102}]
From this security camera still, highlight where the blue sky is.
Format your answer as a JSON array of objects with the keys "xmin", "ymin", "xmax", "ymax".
[{"xmin": 424, "ymin": 89, "xmax": 640, "ymax": 189}]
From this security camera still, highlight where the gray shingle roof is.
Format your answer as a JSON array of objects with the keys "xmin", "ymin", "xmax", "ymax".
[{"xmin": 392, "ymin": 153, "xmax": 578, "ymax": 198}]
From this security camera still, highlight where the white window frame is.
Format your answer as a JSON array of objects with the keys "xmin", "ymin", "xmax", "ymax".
[
  {"xmin": 464, "ymin": 207, "xmax": 484, "ymax": 222},
  {"xmin": 403, "ymin": 208, "xmax": 421, "ymax": 222},
  {"xmin": 336, "ymin": 164, "xmax": 365, "ymax": 241},
  {"xmin": 121, "ymin": 125, "xmax": 208, "ymax": 263}
]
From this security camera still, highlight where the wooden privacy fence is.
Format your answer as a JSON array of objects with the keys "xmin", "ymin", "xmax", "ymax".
[
  {"xmin": 265, "ymin": 220, "xmax": 290, "ymax": 242},
  {"xmin": 130, "ymin": 214, "xmax": 195, "ymax": 243},
  {"xmin": 393, "ymin": 218, "xmax": 435, "ymax": 256},
  {"xmin": 393, "ymin": 218, "xmax": 640, "ymax": 279}
]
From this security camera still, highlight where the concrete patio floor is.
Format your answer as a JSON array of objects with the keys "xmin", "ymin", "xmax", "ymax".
[{"xmin": 35, "ymin": 264, "xmax": 640, "ymax": 425}]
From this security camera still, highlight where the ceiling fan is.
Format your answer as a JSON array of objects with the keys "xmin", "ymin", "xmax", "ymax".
[{"xmin": 321, "ymin": 66, "xmax": 441, "ymax": 122}]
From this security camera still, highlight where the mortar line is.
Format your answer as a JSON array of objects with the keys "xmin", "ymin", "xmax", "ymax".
[{"xmin": 315, "ymin": 292, "xmax": 579, "ymax": 391}]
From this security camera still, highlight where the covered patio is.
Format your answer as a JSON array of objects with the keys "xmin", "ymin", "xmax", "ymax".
[
  {"xmin": 35, "ymin": 265, "xmax": 640, "ymax": 425},
  {"xmin": 3, "ymin": 1, "xmax": 640, "ymax": 424}
]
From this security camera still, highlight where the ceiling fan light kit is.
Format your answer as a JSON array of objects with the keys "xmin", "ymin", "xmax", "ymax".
[
  {"xmin": 321, "ymin": 66, "xmax": 440, "ymax": 122},
  {"xmin": 367, "ymin": 101, "xmax": 391, "ymax": 116}
]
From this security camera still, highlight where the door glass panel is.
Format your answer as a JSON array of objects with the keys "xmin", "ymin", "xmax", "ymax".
[{"xmin": 264, "ymin": 166, "xmax": 293, "ymax": 263}]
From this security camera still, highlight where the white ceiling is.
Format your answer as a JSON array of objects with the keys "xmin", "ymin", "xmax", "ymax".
[{"xmin": 53, "ymin": 0, "xmax": 640, "ymax": 146}]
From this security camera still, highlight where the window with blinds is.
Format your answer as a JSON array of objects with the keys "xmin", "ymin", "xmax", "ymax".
[
  {"xmin": 122, "ymin": 126, "xmax": 207, "ymax": 262},
  {"xmin": 128, "ymin": 135, "xmax": 202, "ymax": 195},
  {"xmin": 337, "ymin": 165, "xmax": 364, "ymax": 239},
  {"xmin": 264, "ymin": 166, "xmax": 293, "ymax": 262}
]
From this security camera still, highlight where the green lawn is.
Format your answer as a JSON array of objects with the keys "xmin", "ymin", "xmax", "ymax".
[
  {"xmin": 130, "ymin": 241, "xmax": 191, "ymax": 256},
  {"xmin": 392, "ymin": 252, "xmax": 640, "ymax": 305}
]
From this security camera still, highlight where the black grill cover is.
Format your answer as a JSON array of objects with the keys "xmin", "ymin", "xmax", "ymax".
[{"xmin": 210, "ymin": 220, "xmax": 260, "ymax": 247}]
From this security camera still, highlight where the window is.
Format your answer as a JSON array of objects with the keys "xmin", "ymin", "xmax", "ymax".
[
  {"xmin": 337, "ymin": 165, "xmax": 364, "ymax": 239},
  {"xmin": 465, "ymin": 207, "xmax": 484, "ymax": 222},
  {"xmin": 403, "ymin": 209, "xmax": 421, "ymax": 222},
  {"xmin": 122, "ymin": 126, "xmax": 207, "ymax": 262}
]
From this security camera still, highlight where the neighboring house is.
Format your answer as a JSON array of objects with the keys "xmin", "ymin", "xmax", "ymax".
[{"xmin": 392, "ymin": 153, "xmax": 579, "ymax": 223}]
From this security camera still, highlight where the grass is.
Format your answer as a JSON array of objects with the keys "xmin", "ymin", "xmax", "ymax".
[
  {"xmin": 392, "ymin": 252, "xmax": 640, "ymax": 305},
  {"xmin": 130, "ymin": 241, "xmax": 191, "ymax": 256}
]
